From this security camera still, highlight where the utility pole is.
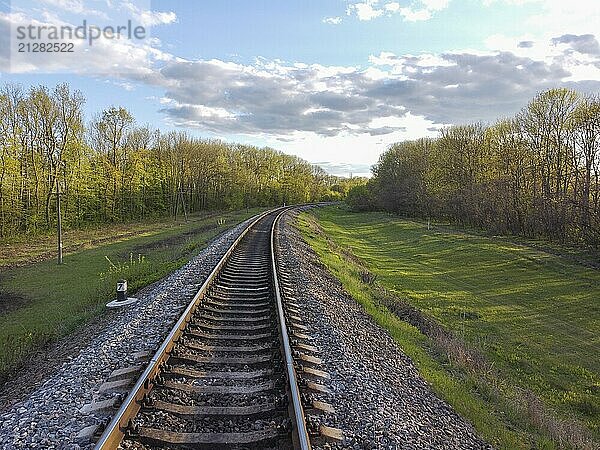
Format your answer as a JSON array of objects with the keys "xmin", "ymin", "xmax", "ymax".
[
  {"xmin": 174, "ymin": 159, "xmax": 188, "ymax": 222},
  {"xmin": 55, "ymin": 180, "xmax": 63, "ymax": 265},
  {"xmin": 174, "ymin": 183, "xmax": 188, "ymax": 222},
  {"xmin": 181, "ymin": 160, "xmax": 188, "ymax": 222},
  {"xmin": 182, "ymin": 188, "xmax": 188, "ymax": 222},
  {"xmin": 180, "ymin": 185, "xmax": 188, "ymax": 222}
]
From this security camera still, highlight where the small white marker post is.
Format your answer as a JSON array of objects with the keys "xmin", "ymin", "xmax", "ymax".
[
  {"xmin": 116, "ymin": 279, "xmax": 127, "ymax": 301},
  {"xmin": 106, "ymin": 279, "xmax": 138, "ymax": 308}
]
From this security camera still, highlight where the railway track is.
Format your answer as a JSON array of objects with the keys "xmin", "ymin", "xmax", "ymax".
[{"xmin": 94, "ymin": 208, "xmax": 333, "ymax": 449}]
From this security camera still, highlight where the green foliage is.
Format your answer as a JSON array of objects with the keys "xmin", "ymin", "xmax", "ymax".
[
  {"xmin": 305, "ymin": 206, "xmax": 599, "ymax": 446},
  {"xmin": 352, "ymin": 89, "xmax": 600, "ymax": 247},
  {"xmin": 0, "ymin": 82, "xmax": 346, "ymax": 238},
  {"xmin": 346, "ymin": 183, "xmax": 376, "ymax": 211}
]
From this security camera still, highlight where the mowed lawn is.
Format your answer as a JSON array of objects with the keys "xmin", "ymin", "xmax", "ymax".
[
  {"xmin": 0, "ymin": 208, "xmax": 264, "ymax": 380},
  {"xmin": 311, "ymin": 206, "xmax": 600, "ymax": 436}
]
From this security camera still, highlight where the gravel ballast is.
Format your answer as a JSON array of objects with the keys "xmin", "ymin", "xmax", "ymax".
[
  {"xmin": 277, "ymin": 210, "xmax": 492, "ymax": 449},
  {"xmin": 0, "ymin": 218, "xmax": 256, "ymax": 450}
]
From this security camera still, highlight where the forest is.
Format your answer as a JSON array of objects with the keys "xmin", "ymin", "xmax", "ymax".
[
  {"xmin": 0, "ymin": 83, "xmax": 353, "ymax": 238},
  {"xmin": 348, "ymin": 88, "xmax": 600, "ymax": 248}
]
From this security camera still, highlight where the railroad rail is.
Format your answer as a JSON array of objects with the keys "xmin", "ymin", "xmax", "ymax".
[{"xmin": 94, "ymin": 208, "xmax": 314, "ymax": 449}]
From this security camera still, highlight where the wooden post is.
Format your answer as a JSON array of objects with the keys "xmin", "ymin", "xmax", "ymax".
[
  {"xmin": 174, "ymin": 184, "xmax": 188, "ymax": 222},
  {"xmin": 181, "ymin": 188, "xmax": 188, "ymax": 222},
  {"xmin": 56, "ymin": 181, "xmax": 63, "ymax": 265}
]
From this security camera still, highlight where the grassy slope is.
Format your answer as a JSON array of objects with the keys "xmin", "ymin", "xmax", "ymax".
[
  {"xmin": 298, "ymin": 205, "xmax": 599, "ymax": 449},
  {"xmin": 0, "ymin": 212, "xmax": 223, "ymax": 268},
  {"xmin": 0, "ymin": 208, "xmax": 264, "ymax": 379}
]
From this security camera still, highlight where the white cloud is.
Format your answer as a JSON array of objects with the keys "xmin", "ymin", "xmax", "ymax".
[
  {"xmin": 150, "ymin": 40, "xmax": 599, "ymax": 143},
  {"xmin": 384, "ymin": 2, "xmax": 400, "ymax": 12},
  {"xmin": 347, "ymin": 1, "xmax": 384, "ymax": 21},
  {"xmin": 421, "ymin": 0, "xmax": 451, "ymax": 11},
  {"xmin": 483, "ymin": 31, "xmax": 600, "ymax": 85},
  {"xmin": 369, "ymin": 52, "xmax": 456, "ymax": 69},
  {"xmin": 259, "ymin": 113, "xmax": 443, "ymax": 174},
  {"xmin": 37, "ymin": 0, "xmax": 178, "ymax": 26},
  {"xmin": 105, "ymin": 80, "xmax": 136, "ymax": 91},
  {"xmin": 345, "ymin": 0, "xmax": 450, "ymax": 22},
  {"xmin": 0, "ymin": 0, "xmax": 180, "ymax": 76},
  {"xmin": 323, "ymin": 16, "xmax": 342, "ymax": 25},
  {"xmin": 484, "ymin": 0, "xmax": 600, "ymax": 39},
  {"xmin": 398, "ymin": 7, "xmax": 431, "ymax": 21},
  {"xmin": 39, "ymin": 0, "xmax": 108, "ymax": 18},
  {"xmin": 0, "ymin": 11, "xmax": 175, "ymax": 75},
  {"xmin": 311, "ymin": 161, "xmax": 373, "ymax": 178},
  {"xmin": 122, "ymin": 2, "xmax": 177, "ymax": 27}
]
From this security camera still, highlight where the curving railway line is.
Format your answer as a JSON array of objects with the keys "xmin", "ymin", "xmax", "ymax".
[{"xmin": 93, "ymin": 207, "xmax": 332, "ymax": 450}]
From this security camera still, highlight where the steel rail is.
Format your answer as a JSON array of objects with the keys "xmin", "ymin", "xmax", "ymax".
[
  {"xmin": 271, "ymin": 209, "xmax": 311, "ymax": 450},
  {"xmin": 94, "ymin": 206, "xmax": 311, "ymax": 449},
  {"xmin": 94, "ymin": 208, "xmax": 276, "ymax": 449}
]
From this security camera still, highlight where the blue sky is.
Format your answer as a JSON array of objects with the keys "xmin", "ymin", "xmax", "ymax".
[
  {"xmin": 149, "ymin": 0, "xmax": 535, "ymax": 64},
  {"xmin": 1, "ymin": 0, "xmax": 600, "ymax": 176}
]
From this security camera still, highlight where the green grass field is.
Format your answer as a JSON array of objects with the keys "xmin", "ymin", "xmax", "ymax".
[
  {"xmin": 0, "ymin": 208, "xmax": 264, "ymax": 380},
  {"xmin": 298, "ymin": 205, "xmax": 599, "ymax": 449},
  {"xmin": 0, "ymin": 211, "xmax": 222, "ymax": 269}
]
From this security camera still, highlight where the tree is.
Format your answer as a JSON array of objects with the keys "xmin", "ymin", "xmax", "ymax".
[
  {"xmin": 352, "ymin": 88, "xmax": 600, "ymax": 247},
  {"xmin": 89, "ymin": 106, "xmax": 134, "ymax": 220},
  {"xmin": 572, "ymin": 95, "xmax": 600, "ymax": 231}
]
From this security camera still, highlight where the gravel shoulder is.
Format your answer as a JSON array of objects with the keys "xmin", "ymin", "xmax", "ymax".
[
  {"xmin": 0, "ymin": 217, "xmax": 256, "ymax": 450},
  {"xmin": 277, "ymin": 210, "xmax": 491, "ymax": 449}
]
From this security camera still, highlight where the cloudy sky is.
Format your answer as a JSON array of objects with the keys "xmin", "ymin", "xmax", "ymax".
[{"xmin": 1, "ymin": 0, "xmax": 600, "ymax": 176}]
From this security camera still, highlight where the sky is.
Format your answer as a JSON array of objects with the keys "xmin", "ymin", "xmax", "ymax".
[{"xmin": 1, "ymin": 0, "xmax": 600, "ymax": 176}]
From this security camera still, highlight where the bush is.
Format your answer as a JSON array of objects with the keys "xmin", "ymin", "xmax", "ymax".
[{"xmin": 345, "ymin": 184, "xmax": 376, "ymax": 211}]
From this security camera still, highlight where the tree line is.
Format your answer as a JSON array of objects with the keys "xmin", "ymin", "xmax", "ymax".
[
  {"xmin": 348, "ymin": 88, "xmax": 600, "ymax": 247},
  {"xmin": 0, "ymin": 83, "xmax": 351, "ymax": 238}
]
